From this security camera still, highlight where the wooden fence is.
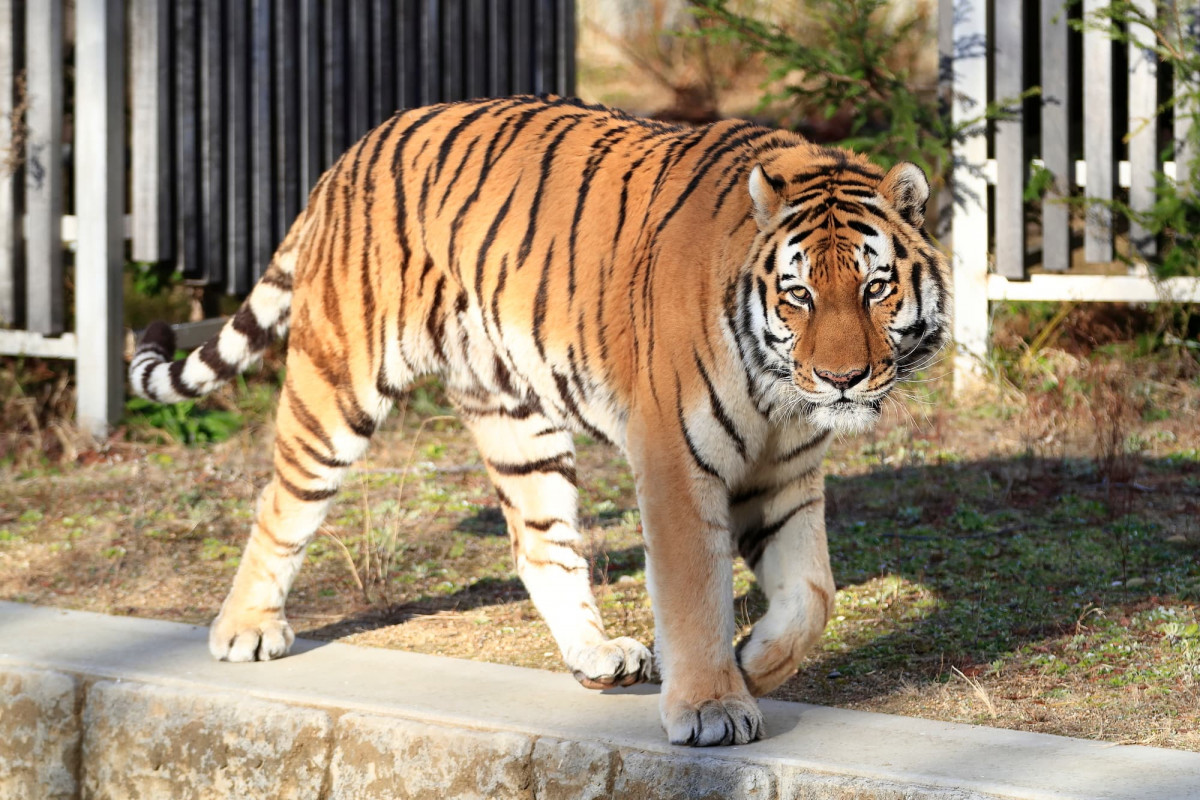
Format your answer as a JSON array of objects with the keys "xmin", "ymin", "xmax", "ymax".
[
  {"xmin": 943, "ymin": 0, "xmax": 1200, "ymax": 384},
  {"xmin": 0, "ymin": 0, "xmax": 576, "ymax": 435}
]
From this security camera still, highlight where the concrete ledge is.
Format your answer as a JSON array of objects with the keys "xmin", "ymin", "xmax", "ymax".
[{"xmin": 1, "ymin": 601, "xmax": 1198, "ymax": 799}]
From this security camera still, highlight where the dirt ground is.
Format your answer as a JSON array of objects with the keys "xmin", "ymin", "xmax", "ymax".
[{"xmin": 2, "ymin": 345, "xmax": 1199, "ymax": 752}]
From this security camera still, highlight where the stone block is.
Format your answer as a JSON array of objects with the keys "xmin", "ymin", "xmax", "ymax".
[
  {"xmin": 80, "ymin": 681, "xmax": 331, "ymax": 800},
  {"xmin": 329, "ymin": 713, "xmax": 534, "ymax": 800},
  {"xmin": 783, "ymin": 771, "xmax": 994, "ymax": 800},
  {"xmin": 614, "ymin": 750, "xmax": 777, "ymax": 799},
  {"xmin": 0, "ymin": 668, "xmax": 81, "ymax": 800},
  {"xmin": 531, "ymin": 737, "xmax": 617, "ymax": 800}
]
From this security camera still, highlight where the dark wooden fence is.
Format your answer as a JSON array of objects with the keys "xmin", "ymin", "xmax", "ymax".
[
  {"xmin": 133, "ymin": 0, "xmax": 577, "ymax": 294},
  {"xmin": 0, "ymin": 0, "xmax": 577, "ymax": 434}
]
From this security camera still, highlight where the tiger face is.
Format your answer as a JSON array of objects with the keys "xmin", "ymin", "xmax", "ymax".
[{"xmin": 742, "ymin": 149, "xmax": 950, "ymax": 434}]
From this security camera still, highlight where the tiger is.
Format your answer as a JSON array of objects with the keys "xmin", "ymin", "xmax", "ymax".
[{"xmin": 129, "ymin": 95, "xmax": 949, "ymax": 747}]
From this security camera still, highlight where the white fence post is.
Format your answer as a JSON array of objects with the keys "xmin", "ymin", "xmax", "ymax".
[
  {"xmin": 24, "ymin": 0, "xmax": 63, "ymax": 335},
  {"xmin": 74, "ymin": 0, "xmax": 125, "ymax": 437},
  {"xmin": 0, "ymin": 0, "xmax": 20, "ymax": 326},
  {"xmin": 950, "ymin": 0, "xmax": 990, "ymax": 388}
]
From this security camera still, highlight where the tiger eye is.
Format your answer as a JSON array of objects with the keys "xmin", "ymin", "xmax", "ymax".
[
  {"xmin": 866, "ymin": 279, "xmax": 888, "ymax": 299},
  {"xmin": 789, "ymin": 286, "xmax": 812, "ymax": 304}
]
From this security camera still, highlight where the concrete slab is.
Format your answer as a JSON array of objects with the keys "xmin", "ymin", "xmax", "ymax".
[{"xmin": 1, "ymin": 600, "xmax": 1198, "ymax": 799}]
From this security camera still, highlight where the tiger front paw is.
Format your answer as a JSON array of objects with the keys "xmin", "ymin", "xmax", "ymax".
[
  {"xmin": 209, "ymin": 610, "xmax": 295, "ymax": 662},
  {"xmin": 661, "ymin": 688, "xmax": 764, "ymax": 746},
  {"xmin": 567, "ymin": 637, "xmax": 655, "ymax": 689}
]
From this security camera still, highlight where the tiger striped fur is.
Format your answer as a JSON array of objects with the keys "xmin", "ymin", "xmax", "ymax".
[{"xmin": 129, "ymin": 95, "xmax": 949, "ymax": 747}]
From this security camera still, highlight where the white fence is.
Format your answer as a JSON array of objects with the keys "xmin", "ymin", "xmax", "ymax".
[
  {"xmin": 942, "ymin": 0, "xmax": 1200, "ymax": 384},
  {"xmin": 0, "ymin": 0, "xmax": 576, "ymax": 437}
]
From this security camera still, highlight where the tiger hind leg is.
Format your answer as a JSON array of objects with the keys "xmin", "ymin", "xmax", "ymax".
[
  {"xmin": 209, "ymin": 349, "xmax": 390, "ymax": 661},
  {"xmin": 461, "ymin": 402, "xmax": 653, "ymax": 688}
]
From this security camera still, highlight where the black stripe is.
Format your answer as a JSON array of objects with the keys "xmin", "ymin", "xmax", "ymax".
[
  {"xmin": 675, "ymin": 377, "xmax": 722, "ymax": 479},
  {"xmin": 433, "ymin": 100, "xmax": 509, "ymax": 185},
  {"xmin": 847, "ymin": 219, "xmax": 879, "ymax": 238},
  {"xmin": 522, "ymin": 557, "xmax": 585, "ymax": 573},
  {"xmin": 489, "ymin": 453, "xmax": 578, "ymax": 485},
  {"xmin": 517, "ymin": 114, "xmax": 588, "ymax": 266},
  {"xmin": 531, "ymin": 238, "xmax": 555, "ymax": 359},
  {"xmin": 474, "ymin": 182, "xmax": 520, "ymax": 307},
  {"xmin": 275, "ymin": 439, "xmax": 321, "ymax": 482},
  {"xmin": 295, "ymin": 437, "xmax": 352, "ymax": 469},
  {"xmin": 286, "ymin": 386, "xmax": 335, "ymax": 453},
  {"xmin": 197, "ymin": 339, "xmax": 236, "ymax": 380},
  {"xmin": 694, "ymin": 350, "xmax": 746, "ymax": 458},
  {"xmin": 776, "ymin": 430, "xmax": 830, "ymax": 464},
  {"xmin": 391, "ymin": 105, "xmax": 457, "ymax": 264},
  {"xmin": 653, "ymin": 122, "xmax": 759, "ymax": 235},
  {"xmin": 336, "ymin": 394, "xmax": 376, "ymax": 438},
  {"xmin": 231, "ymin": 305, "xmax": 272, "ymax": 353},
  {"xmin": 730, "ymin": 485, "xmax": 769, "ymax": 506},
  {"xmin": 525, "ymin": 518, "xmax": 569, "ymax": 532},
  {"xmin": 553, "ymin": 371, "xmax": 610, "ymax": 444},
  {"xmin": 167, "ymin": 360, "xmax": 201, "ymax": 398},
  {"xmin": 426, "ymin": 275, "xmax": 448, "ymax": 361},
  {"xmin": 277, "ymin": 474, "xmax": 339, "ymax": 503},
  {"xmin": 495, "ymin": 486, "xmax": 515, "ymax": 508},
  {"xmin": 739, "ymin": 496, "xmax": 821, "ymax": 567}
]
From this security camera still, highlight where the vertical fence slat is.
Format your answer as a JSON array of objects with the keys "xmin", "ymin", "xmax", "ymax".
[
  {"xmin": 934, "ymin": 0, "xmax": 952, "ymax": 241},
  {"xmin": 465, "ymin": 0, "xmax": 486, "ymax": 99},
  {"xmin": 1040, "ymin": 0, "xmax": 1071, "ymax": 273},
  {"xmin": 993, "ymin": 0, "xmax": 1025, "ymax": 279},
  {"xmin": 24, "ymin": 0, "xmax": 63, "ymax": 334},
  {"xmin": 75, "ymin": 0, "xmax": 124, "ymax": 435},
  {"xmin": 251, "ymin": 0, "xmax": 273, "ymax": 281},
  {"xmin": 488, "ymin": 0, "xmax": 511, "ymax": 97},
  {"xmin": 511, "ymin": 2, "xmax": 531, "ymax": 93},
  {"xmin": 0, "ymin": 0, "xmax": 22, "ymax": 325},
  {"xmin": 299, "ymin": 0, "xmax": 322, "ymax": 194},
  {"xmin": 372, "ymin": 0, "xmax": 396, "ymax": 120},
  {"xmin": 275, "ymin": 0, "xmax": 300, "ymax": 252},
  {"xmin": 558, "ymin": 0, "xmax": 576, "ymax": 96},
  {"xmin": 421, "ymin": 0, "xmax": 440, "ymax": 105},
  {"xmin": 949, "ymin": 0, "xmax": 989, "ymax": 373},
  {"xmin": 442, "ymin": 0, "xmax": 463, "ymax": 101},
  {"xmin": 225, "ymin": 0, "xmax": 250, "ymax": 293},
  {"xmin": 175, "ymin": 0, "xmax": 202, "ymax": 281},
  {"xmin": 1083, "ymin": 0, "xmax": 1114, "ymax": 263},
  {"xmin": 325, "ymin": 0, "xmax": 349, "ymax": 159},
  {"xmin": 1128, "ymin": 0, "xmax": 1159, "ymax": 259},
  {"xmin": 200, "ymin": 0, "xmax": 225, "ymax": 286},
  {"xmin": 349, "ymin": 0, "xmax": 372, "ymax": 136},
  {"xmin": 397, "ymin": 0, "xmax": 421, "ymax": 109},
  {"xmin": 1172, "ymin": 4, "xmax": 1194, "ymax": 193},
  {"xmin": 535, "ymin": 0, "xmax": 555, "ymax": 95},
  {"xmin": 131, "ymin": 0, "xmax": 172, "ymax": 267}
]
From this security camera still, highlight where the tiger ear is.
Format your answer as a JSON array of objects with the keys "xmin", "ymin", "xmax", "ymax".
[
  {"xmin": 879, "ymin": 162, "xmax": 930, "ymax": 228},
  {"xmin": 748, "ymin": 164, "xmax": 787, "ymax": 229}
]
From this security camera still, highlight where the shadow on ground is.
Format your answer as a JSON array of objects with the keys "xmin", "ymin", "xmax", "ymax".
[{"xmin": 302, "ymin": 452, "xmax": 1200, "ymax": 709}]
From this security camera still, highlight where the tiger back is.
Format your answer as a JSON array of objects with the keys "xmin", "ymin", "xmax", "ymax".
[{"xmin": 130, "ymin": 95, "xmax": 949, "ymax": 747}]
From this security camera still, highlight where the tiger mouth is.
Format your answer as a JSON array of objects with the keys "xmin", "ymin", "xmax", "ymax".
[{"xmin": 830, "ymin": 397, "xmax": 883, "ymax": 411}]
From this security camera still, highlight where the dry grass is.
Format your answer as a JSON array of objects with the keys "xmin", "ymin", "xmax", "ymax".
[{"xmin": 3, "ymin": 303, "xmax": 1199, "ymax": 751}]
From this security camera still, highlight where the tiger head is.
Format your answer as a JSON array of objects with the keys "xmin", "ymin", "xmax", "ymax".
[{"xmin": 737, "ymin": 148, "xmax": 950, "ymax": 434}]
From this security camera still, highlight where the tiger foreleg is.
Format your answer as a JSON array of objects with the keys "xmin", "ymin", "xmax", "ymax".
[
  {"xmin": 629, "ymin": 422, "xmax": 764, "ymax": 747},
  {"xmin": 734, "ymin": 473, "xmax": 834, "ymax": 696},
  {"xmin": 464, "ymin": 412, "xmax": 653, "ymax": 689}
]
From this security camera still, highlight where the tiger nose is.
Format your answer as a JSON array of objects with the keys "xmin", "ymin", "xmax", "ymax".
[{"xmin": 814, "ymin": 366, "xmax": 868, "ymax": 390}]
